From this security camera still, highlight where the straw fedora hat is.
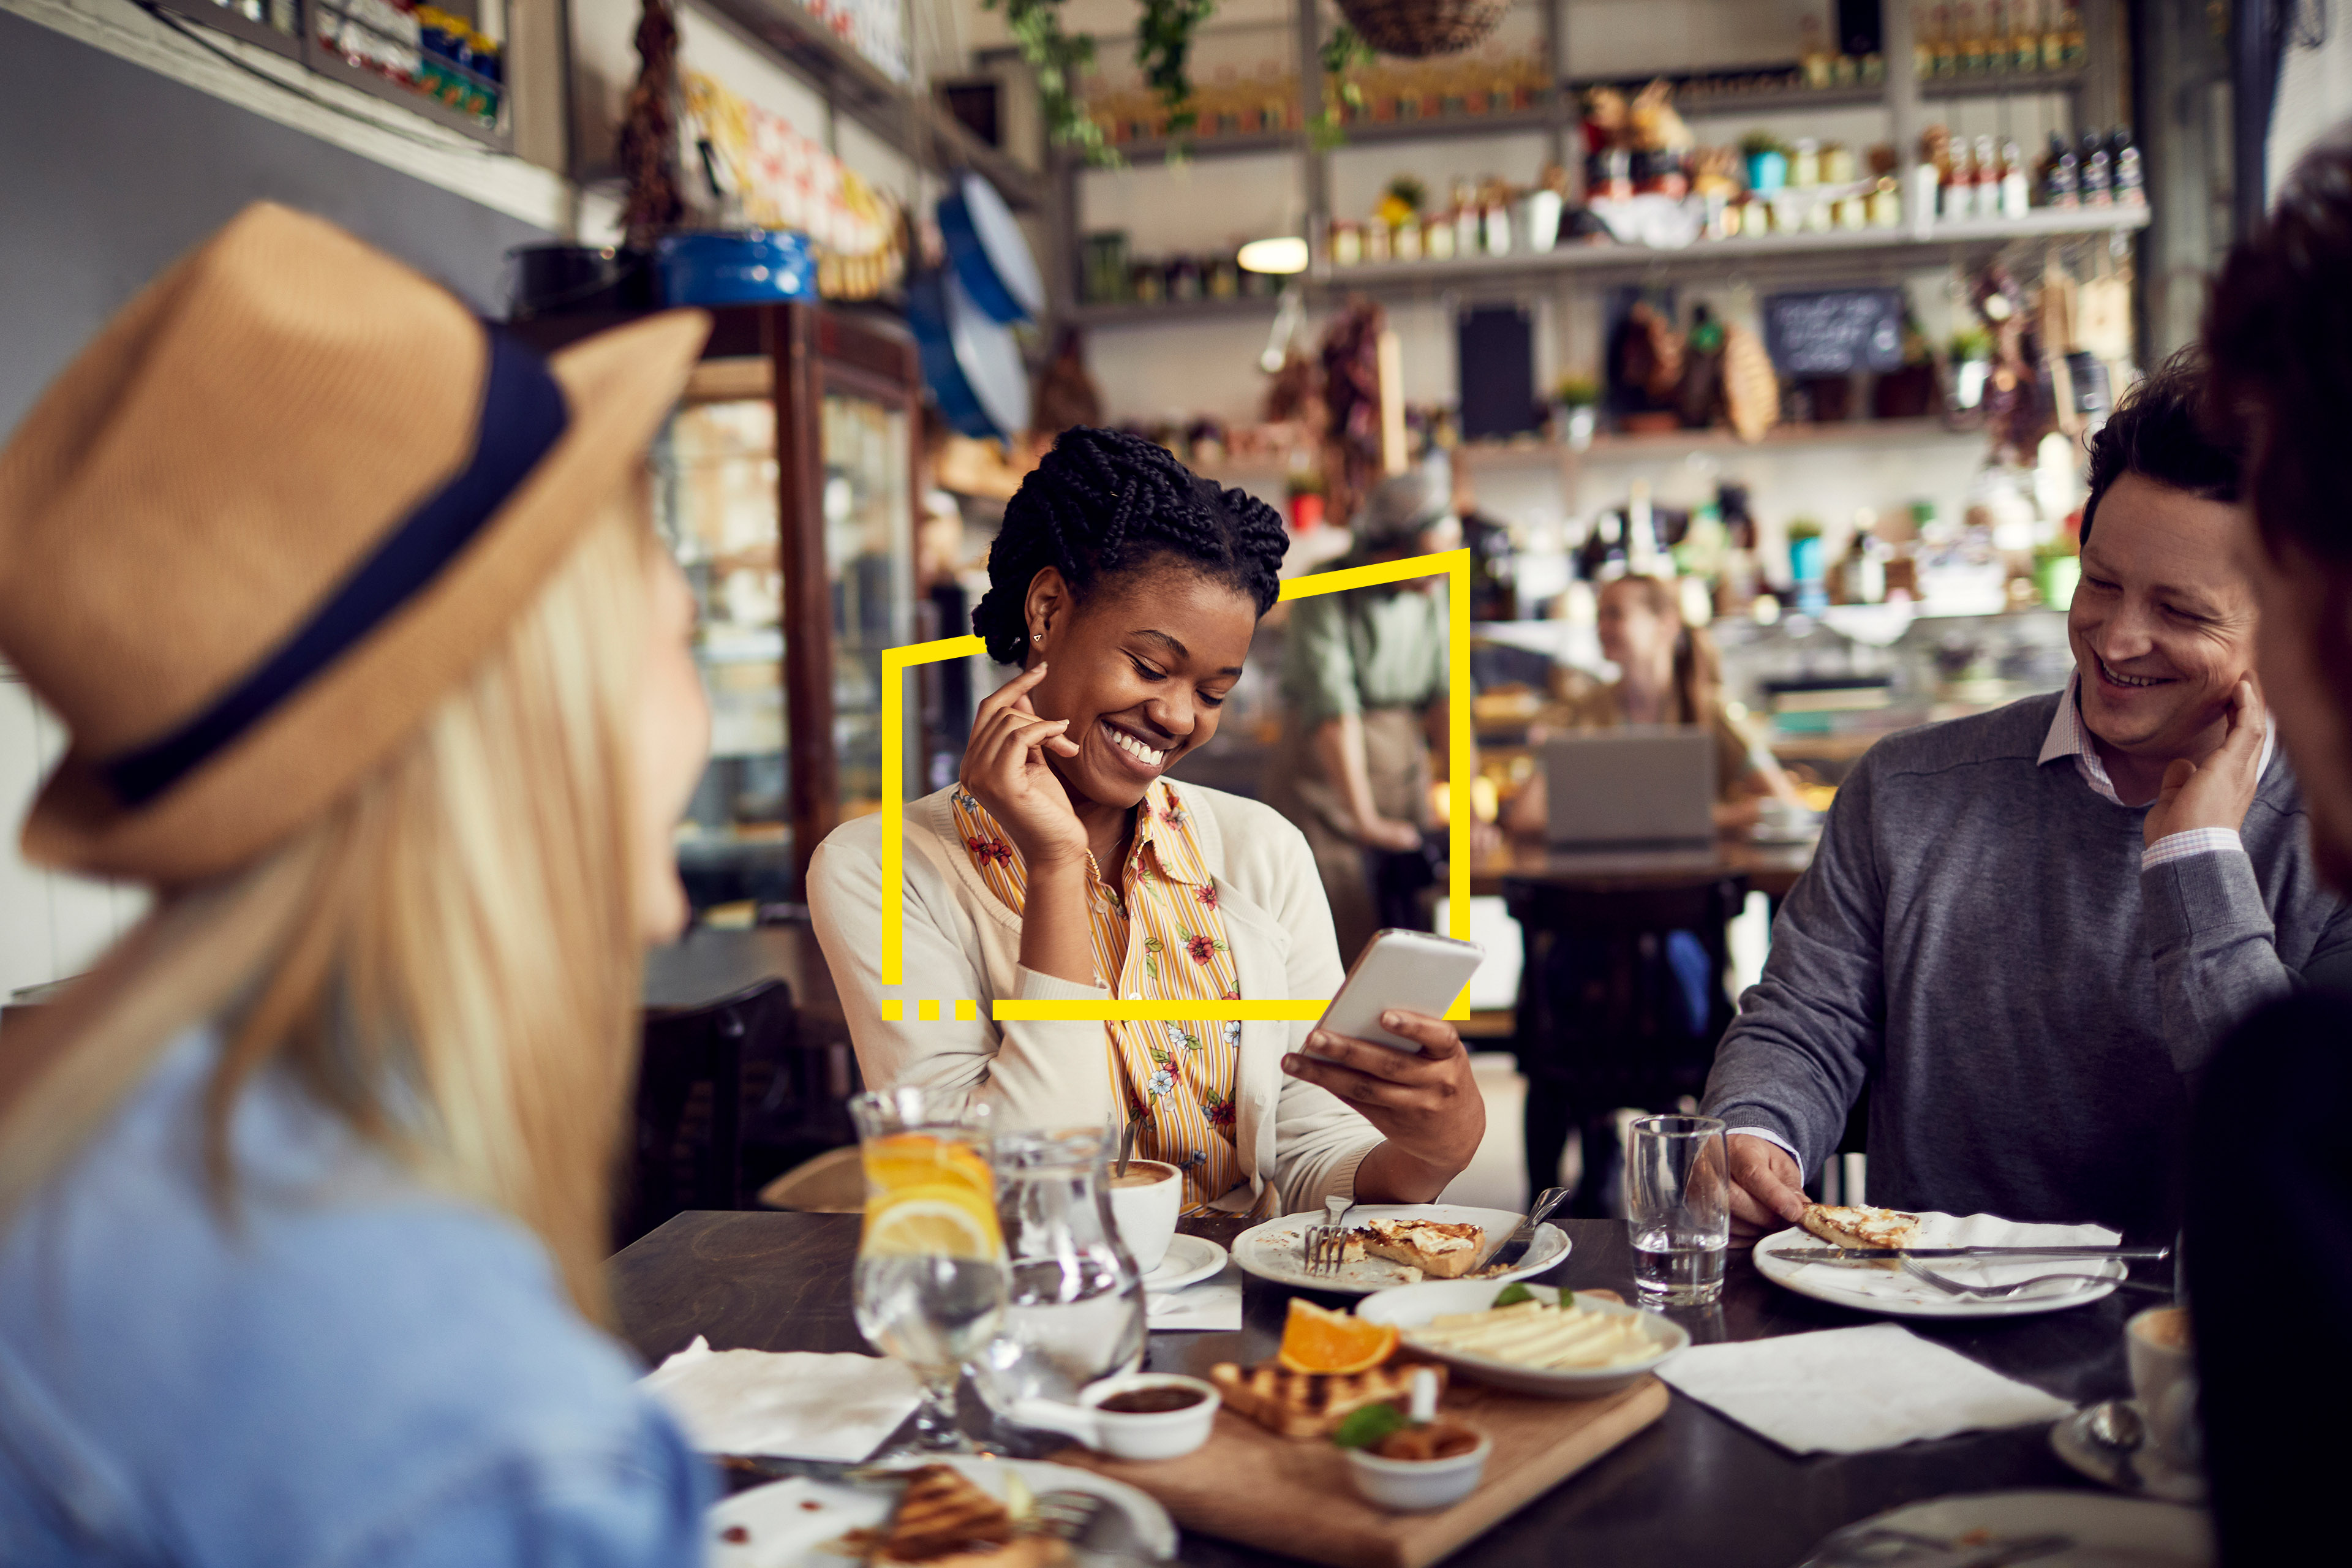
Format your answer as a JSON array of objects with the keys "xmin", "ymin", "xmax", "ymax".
[{"xmin": 0, "ymin": 203, "xmax": 709, "ymax": 884}]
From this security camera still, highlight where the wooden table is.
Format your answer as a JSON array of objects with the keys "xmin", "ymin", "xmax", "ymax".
[
  {"xmin": 609, "ymin": 1212, "xmax": 2139, "ymax": 1568},
  {"xmin": 1468, "ymin": 833, "xmax": 1816, "ymax": 902}
]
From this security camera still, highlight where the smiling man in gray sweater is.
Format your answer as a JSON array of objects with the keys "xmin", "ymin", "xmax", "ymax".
[{"xmin": 1705, "ymin": 359, "xmax": 2352, "ymax": 1240}]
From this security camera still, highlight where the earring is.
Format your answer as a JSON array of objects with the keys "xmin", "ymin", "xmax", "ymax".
[{"xmin": 1033, "ymin": 630, "xmax": 1046, "ymax": 650}]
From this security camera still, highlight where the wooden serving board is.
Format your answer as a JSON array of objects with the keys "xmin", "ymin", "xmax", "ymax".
[{"xmin": 1053, "ymin": 1376, "xmax": 1670, "ymax": 1568}]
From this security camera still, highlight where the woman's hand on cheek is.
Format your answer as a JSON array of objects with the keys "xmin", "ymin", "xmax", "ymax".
[
  {"xmin": 962, "ymin": 663, "xmax": 1088, "ymax": 869},
  {"xmin": 1283, "ymin": 1012, "xmax": 1484, "ymax": 1196}
]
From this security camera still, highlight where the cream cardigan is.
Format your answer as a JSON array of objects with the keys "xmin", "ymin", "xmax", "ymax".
[{"xmin": 808, "ymin": 782, "xmax": 1381, "ymax": 1216}]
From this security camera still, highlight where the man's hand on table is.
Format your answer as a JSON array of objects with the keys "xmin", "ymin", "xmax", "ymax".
[
  {"xmin": 1727, "ymin": 1133, "xmax": 1810, "ymax": 1240},
  {"xmin": 1284, "ymin": 1011, "xmax": 1484, "ymax": 1202},
  {"xmin": 2144, "ymin": 677, "xmax": 2266, "ymax": 846}
]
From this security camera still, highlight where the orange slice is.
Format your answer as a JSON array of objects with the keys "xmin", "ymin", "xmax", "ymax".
[{"xmin": 1276, "ymin": 1298, "xmax": 1399, "ymax": 1374}]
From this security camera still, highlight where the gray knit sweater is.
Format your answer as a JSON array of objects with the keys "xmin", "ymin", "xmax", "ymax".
[{"xmin": 1703, "ymin": 690, "xmax": 2352, "ymax": 1237}]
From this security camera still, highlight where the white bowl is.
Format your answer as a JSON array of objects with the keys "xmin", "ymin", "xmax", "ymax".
[
  {"xmin": 1010, "ymin": 1373, "xmax": 1220, "ymax": 1461},
  {"xmin": 1343, "ymin": 1430, "xmax": 1492, "ymax": 1512},
  {"xmin": 1357, "ymin": 1281, "xmax": 1686, "ymax": 1398}
]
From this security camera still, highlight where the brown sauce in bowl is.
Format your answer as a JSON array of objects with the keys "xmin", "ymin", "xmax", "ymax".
[
  {"xmin": 1372, "ymin": 1420, "xmax": 1481, "ymax": 1461},
  {"xmin": 1096, "ymin": 1386, "xmax": 1206, "ymax": 1414}
]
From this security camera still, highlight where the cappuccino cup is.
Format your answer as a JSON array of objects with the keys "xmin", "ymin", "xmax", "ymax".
[
  {"xmin": 2127, "ymin": 1304, "xmax": 2200, "ymax": 1471},
  {"xmin": 1106, "ymin": 1159, "xmax": 1181, "ymax": 1274}
]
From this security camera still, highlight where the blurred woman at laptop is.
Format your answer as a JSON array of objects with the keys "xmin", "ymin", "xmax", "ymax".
[{"xmin": 1504, "ymin": 574, "xmax": 1804, "ymax": 835}]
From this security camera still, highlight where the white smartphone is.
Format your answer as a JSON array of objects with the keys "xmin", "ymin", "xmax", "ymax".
[{"xmin": 1309, "ymin": 929, "xmax": 1487, "ymax": 1056}]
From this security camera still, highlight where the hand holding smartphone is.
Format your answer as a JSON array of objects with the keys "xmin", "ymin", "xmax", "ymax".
[{"xmin": 1310, "ymin": 929, "xmax": 1485, "ymax": 1055}]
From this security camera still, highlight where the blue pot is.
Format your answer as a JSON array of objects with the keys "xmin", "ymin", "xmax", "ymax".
[
  {"xmin": 1789, "ymin": 534, "xmax": 1825, "ymax": 584},
  {"xmin": 937, "ymin": 172, "xmax": 1042, "ymax": 324},
  {"xmin": 654, "ymin": 230, "xmax": 815, "ymax": 307},
  {"xmin": 1746, "ymin": 149, "xmax": 1788, "ymax": 194}
]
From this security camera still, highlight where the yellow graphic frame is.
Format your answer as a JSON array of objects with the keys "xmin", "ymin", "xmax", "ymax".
[{"xmin": 880, "ymin": 547, "xmax": 1473, "ymax": 1023}]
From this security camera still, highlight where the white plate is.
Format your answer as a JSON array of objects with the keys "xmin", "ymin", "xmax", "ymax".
[
  {"xmin": 1231, "ymin": 1205, "xmax": 1570, "ymax": 1295},
  {"xmin": 1754, "ymin": 1213, "xmax": 2125, "ymax": 1319},
  {"xmin": 1140, "ymin": 1234, "xmax": 1227, "ymax": 1293},
  {"xmin": 1811, "ymin": 1488, "xmax": 2211, "ymax": 1566},
  {"xmin": 706, "ymin": 1455, "xmax": 1178, "ymax": 1567},
  {"xmin": 1357, "ymin": 1280, "xmax": 1685, "ymax": 1398}
]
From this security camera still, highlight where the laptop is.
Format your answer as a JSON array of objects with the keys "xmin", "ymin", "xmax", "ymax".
[{"xmin": 1542, "ymin": 728, "xmax": 1717, "ymax": 850}]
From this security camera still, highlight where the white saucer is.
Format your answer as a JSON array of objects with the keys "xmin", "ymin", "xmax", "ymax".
[
  {"xmin": 1139, "ymin": 1234, "xmax": 1227, "ymax": 1293},
  {"xmin": 2051, "ymin": 1399, "xmax": 2207, "ymax": 1504}
]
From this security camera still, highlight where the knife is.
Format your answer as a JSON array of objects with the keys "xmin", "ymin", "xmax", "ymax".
[
  {"xmin": 1480, "ymin": 1185, "xmax": 1572, "ymax": 1272},
  {"xmin": 1766, "ymin": 1245, "xmax": 2172, "ymax": 1263},
  {"xmin": 717, "ymin": 1455, "xmax": 910, "ymax": 1488}
]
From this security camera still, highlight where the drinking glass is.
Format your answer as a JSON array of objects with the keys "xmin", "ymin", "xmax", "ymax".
[
  {"xmin": 848, "ymin": 1087, "xmax": 1008, "ymax": 1453},
  {"xmin": 1625, "ymin": 1114, "xmax": 1731, "ymax": 1306},
  {"xmin": 970, "ymin": 1125, "xmax": 1147, "ymax": 1417}
]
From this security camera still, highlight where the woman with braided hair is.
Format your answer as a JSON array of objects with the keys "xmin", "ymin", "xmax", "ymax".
[{"xmin": 811, "ymin": 428, "xmax": 1483, "ymax": 1217}]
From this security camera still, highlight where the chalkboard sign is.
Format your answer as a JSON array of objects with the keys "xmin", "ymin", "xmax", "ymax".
[{"xmin": 1762, "ymin": 288, "xmax": 1906, "ymax": 375}]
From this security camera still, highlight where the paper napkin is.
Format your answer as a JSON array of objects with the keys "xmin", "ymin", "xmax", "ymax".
[
  {"xmin": 638, "ymin": 1338, "xmax": 923, "ymax": 1459},
  {"xmin": 1145, "ymin": 1262, "xmax": 1243, "ymax": 1332},
  {"xmin": 1656, "ymin": 1322, "xmax": 2073, "ymax": 1455}
]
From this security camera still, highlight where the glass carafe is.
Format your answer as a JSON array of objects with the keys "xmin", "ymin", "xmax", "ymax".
[{"xmin": 970, "ymin": 1126, "xmax": 1147, "ymax": 1414}]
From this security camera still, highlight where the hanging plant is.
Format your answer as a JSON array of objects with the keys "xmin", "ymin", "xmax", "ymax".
[
  {"xmin": 984, "ymin": 0, "xmax": 1225, "ymax": 164},
  {"xmin": 1311, "ymin": 24, "xmax": 1376, "ymax": 151}
]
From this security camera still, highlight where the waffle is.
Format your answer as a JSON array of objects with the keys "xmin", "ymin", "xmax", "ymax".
[
  {"xmin": 1210, "ymin": 1357, "xmax": 1449, "ymax": 1439},
  {"xmin": 1800, "ymin": 1204, "xmax": 1922, "ymax": 1270},
  {"xmin": 875, "ymin": 1465, "xmax": 1017, "ymax": 1566}
]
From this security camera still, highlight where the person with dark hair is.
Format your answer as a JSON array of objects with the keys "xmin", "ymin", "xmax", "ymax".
[
  {"xmin": 810, "ymin": 428, "xmax": 1483, "ymax": 1216},
  {"xmin": 2187, "ymin": 135, "xmax": 2352, "ymax": 1567},
  {"xmin": 1702, "ymin": 353, "xmax": 2352, "ymax": 1241}
]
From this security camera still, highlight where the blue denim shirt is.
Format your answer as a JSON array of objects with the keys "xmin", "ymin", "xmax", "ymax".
[{"xmin": 0, "ymin": 1028, "xmax": 712, "ymax": 1565}]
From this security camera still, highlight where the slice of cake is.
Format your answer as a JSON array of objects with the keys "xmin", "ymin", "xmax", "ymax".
[{"xmin": 1352, "ymin": 1218, "xmax": 1486, "ymax": 1280}]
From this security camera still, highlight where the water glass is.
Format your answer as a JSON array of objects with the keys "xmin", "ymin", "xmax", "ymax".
[
  {"xmin": 970, "ymin": 1125, "xmax": 1147, "ymax": 1416},
  {"xmin": 1625, "ymin": 1114, "xmax": 1731, "ymax": 1306},
  {"xmin": 848, "ymin": 1086, "xmax": 1008, "ymax": 1453}
]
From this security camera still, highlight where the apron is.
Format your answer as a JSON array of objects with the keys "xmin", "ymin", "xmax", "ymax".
[{"xmin": 1264, "ymin": 705, "xmax": 1432, "ymax": 967}]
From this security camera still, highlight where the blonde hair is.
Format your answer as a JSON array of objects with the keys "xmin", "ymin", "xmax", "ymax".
[
  {"xmin": 1599, "ymin": 574, "xmax": 1724, "ymax": 728},
  {"xmin": 0, "ymin": 495, "xmax": 652, "ymax": 1319}
]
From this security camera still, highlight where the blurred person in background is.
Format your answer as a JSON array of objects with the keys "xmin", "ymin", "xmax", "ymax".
[
  {"xmin": 1502, "ymin": 572, "xmax": 1806, "ymax": 834},
  {"xmin": 2192, "ymin": 133, "xmax": 2352, "ymax": 1567},
  {"xmin": 0, "ymin": 206, "xmax": 715, "ymax": 1564},
  {"xmin": 1265, "ymin": 466, "xmax": 1463, "ymax": 966}
]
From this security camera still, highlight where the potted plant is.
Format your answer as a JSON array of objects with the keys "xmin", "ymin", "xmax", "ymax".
[
  {"xmin": 1786, "ymin": 516, "xmax": 1826, "ymax": 589},
  {"xmin": 1739, "ymin": 130, "xmax": 1789, "ymax": 194},
  {"xmin": 1553, "ymin": 373, "xmax": 1601, "ymax": 450}
]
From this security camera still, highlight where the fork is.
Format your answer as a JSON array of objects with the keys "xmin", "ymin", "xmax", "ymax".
[
  {"xmin": 1898, "ymin": 1256, "xmax": 2162, "ymax": 1301},
  {"xmin": 1304, "ymin": 1195, "xmax": 1354, "ymax": 1276}
]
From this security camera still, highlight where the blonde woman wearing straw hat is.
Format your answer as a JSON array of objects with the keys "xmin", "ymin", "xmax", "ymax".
[{"xmin": 0, "ymin": 206, "xmax": 717, "ymax": 1561}]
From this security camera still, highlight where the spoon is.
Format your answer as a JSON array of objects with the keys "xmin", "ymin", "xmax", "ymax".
[
  {"xmin": 1115, "ymin": 1115, "xmax": 1139, "ymax": 1178},
  {"xmin": 2081, "ymin": 1398, "xmax": 2146, "ymax": 1491}
]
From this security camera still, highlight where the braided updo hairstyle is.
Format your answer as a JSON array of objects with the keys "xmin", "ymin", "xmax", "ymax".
[{"xmin": 971, "ymin": 427, "xmax": 1289, "ymax": 665}]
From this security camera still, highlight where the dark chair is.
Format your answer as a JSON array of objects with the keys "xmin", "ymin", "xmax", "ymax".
[
  {"xmin": 1504, "ymin": 872, "xmax": 1749, "ymax": 1217},
  {"xmin": 619, "ymin": 974, "xmax": 796, "ymax": 1249}
]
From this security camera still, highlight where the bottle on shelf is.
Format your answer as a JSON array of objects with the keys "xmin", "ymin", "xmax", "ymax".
[
  {"xmin": 2000, "ymin": 137, "xmax": 2030, "ymax": 217},
  {"xmin": 1913, "ymin": 1, "xmax": 1939, "ymax": 80},
  {"xmin": 2041, "ymin": 2, "xmax": 2067, "ymax": 69},
  {"xmin": 1931, "ymin": 2, "xmax": 1959, "ymax": 77},
  {"xmin": 1985, "ymin": 0, "xmax": 2011, "ymax": 73},
  {"xmin": 2079, "ymin": 129, "xmax": 2112, "ymax": 205},
  {"xmin": 1973, "ymin": 135, "xmax": 1999, "ymax": 218},
  {"xmin": 1956, "ymin": 1, "xmax": 1987, "ymax": 74},
  {"xmin": 2044, "ymin": 130, "xmax": 2079, "ymax": 207},
  {"xmin": 2058, "ymin": 2, "xmax": 2086, "ymax": 69},
  {"xmin": 2011, "ymin": 0, "xmax": 2043, "ymax": 72},
  {"xmin": 2111, "ymin": 127, "xmax": 2144, "ymax": 205}
]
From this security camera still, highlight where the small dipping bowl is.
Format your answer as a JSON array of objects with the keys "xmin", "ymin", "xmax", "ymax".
[
  {"xmin": 1010, "ymin": 1373, "xmax": 1220, "ymax": 1461},
  {"xmin": 1343, "ymin": 1430, "xmax": 1493, "ymax": 1512}
]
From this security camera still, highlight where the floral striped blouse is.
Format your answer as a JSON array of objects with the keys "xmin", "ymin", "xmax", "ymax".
[{"xmin": 948, "ymin": 778, "xmax": 1242, "ymax": 1208}]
